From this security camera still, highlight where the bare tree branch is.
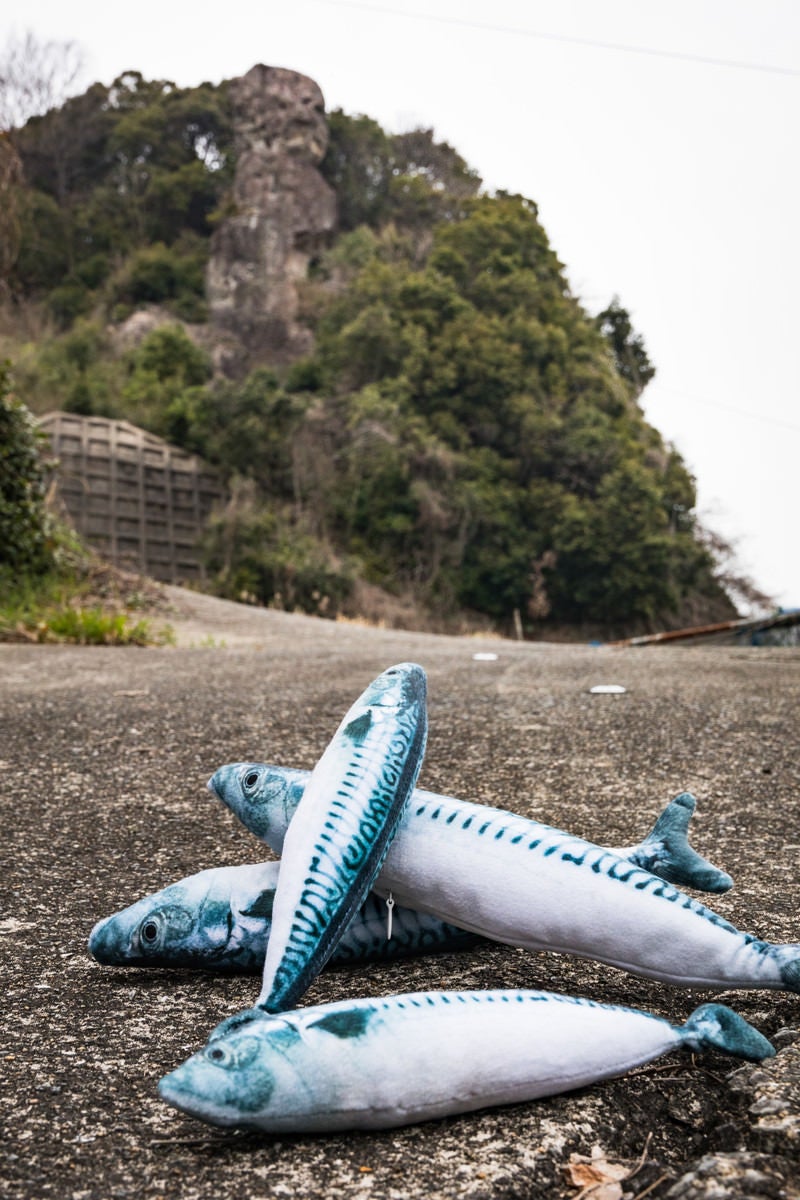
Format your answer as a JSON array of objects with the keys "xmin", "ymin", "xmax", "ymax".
[
  {"xmin": 0, "ymin": 30, "xmax": 85, "ymax": 133},
  {"xmin": 696, "ymin": 522, "xmax": 775, "ymax": 614}
]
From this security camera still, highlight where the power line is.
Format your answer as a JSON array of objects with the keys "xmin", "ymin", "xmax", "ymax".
[
  {"xmin": 651, "ymin": 388, "xmax": 800, "ymax": 434},
  {"xmin": 301, "ymin": 0, "xmax": 800, "ymax": 78}
]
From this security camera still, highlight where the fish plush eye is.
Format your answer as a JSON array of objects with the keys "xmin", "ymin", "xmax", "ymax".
[
  {"xmin": 206, "ymin": 1045, "xmax": 230, "ymax": 1065},
  {"xmin": 243, "ymin": 770, "xmax": 260, "ymax": 791},
  {"xmin": 138, "ymin": 915, "xmax": 163, "ymax": 948}
]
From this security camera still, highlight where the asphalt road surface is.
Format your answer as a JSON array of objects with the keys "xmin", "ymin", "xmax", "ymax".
[{"xmin": 2, "ymin": 589, "xmax": 799, "ymax": 1199}]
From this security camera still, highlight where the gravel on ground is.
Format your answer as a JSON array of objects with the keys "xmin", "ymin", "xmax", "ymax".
[{"xmin": 2, "ymin": 587, "xmax": 798, "ymax": 1199}]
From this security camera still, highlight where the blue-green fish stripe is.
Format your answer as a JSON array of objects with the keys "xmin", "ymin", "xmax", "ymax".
[
  {"xmin": 257, "ymin": 663, "xmax": 428, "ymax": 1012},
  {"xmin": 159, "ymin": 989, "xmax": 773, "ymax": 1133}
]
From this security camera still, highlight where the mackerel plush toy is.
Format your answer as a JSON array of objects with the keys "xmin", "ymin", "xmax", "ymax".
[
  {"xmin": 88, "ymin": 862, "xmax": 480, "ymax": 971},
  {"xmin": 209, "ymin": 763, "xmax": 800, "ymax": 995},
  {"xmin": 210, "ymin": 770, "xmax": 732, "ymax": 894},
  {"xmin": 254, "ymin": 663, "xmax": 428, "ymax": 1013},
  {"xmin": 159, "ymin": 988, "xmax": 774, "ymax": 1133}
]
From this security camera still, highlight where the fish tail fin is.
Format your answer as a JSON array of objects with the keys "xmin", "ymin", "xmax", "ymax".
[
  {"xmin": 778, "ymin": 952, "xmax": 800, "ymax": 994},
  {"xmin": 628, "ymin": 792, "xmax": 734, "ymax": 893},
  {"xmin": 681, "ymin": 1004, "xmax": 774, "ymax": 1061}
]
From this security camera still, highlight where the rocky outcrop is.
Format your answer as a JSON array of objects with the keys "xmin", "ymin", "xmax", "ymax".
[{"xmin": 207, "ymin": 64, "xmax": 337, "ymax": 373}]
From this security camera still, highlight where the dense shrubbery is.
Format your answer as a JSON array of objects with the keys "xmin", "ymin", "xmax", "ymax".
[
  {"xmin": 1, "ymin": 76, "xmax": 732, "ymax": 629},
  {"xmin": 238, "ymin": 194, "xmax": 720, "ymax": 627},
  {"xmin": 149, "ymin": 192, "xmax": 723, "ymax": 628},
  {"xmin": 0, "ymin": 362, "xmax": 53, "ymax": 574},
  {"xmin": 203, "ymin": 480, "xmax": 354, "ymax": 618},
  {"xmin": 5, "ymin": 70, "xmax": 232, "ymax": 325}
]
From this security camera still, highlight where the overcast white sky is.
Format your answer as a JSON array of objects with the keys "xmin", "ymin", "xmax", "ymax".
[{"xmin": 3, "ymin": 0, "xmax": 799, "ymax": 609}]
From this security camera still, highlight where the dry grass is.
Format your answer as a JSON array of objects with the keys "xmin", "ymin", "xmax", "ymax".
[{"xmin": 337, "ymin": 578, "xmax": 499, "ymax": 636}]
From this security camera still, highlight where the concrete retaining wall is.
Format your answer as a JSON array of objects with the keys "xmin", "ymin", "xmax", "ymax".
[{"xmin": 39, "ymin": 412, "xmax": 225, "ymax": 583}]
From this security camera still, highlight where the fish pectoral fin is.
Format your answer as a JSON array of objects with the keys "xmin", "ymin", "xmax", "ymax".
[
  {"xmin": 627, "ymin": 792, "xmax": 734, "ymax": 894},
  {"xmin": 241, "ymin": 889, "xmax": 275, "ymax": 920},
  {"xmin": 343, "ymin": 711, "xmax": 373, "ymax": 742}
]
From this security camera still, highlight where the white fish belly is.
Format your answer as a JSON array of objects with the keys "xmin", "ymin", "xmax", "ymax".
[
  {"xmin": 371, "ymin": 804, "xmax": 780, "ymax": 989},
  {"xmin": 273, "ymin": 996, "xmax": 681, "ymax": 1130}
]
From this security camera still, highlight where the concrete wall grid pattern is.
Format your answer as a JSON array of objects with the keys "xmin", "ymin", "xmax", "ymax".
[{"xmin": 38, "ymin": 412, "xmax": 226, "ymax": 584}]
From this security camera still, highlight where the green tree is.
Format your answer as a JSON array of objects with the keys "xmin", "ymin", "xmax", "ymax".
[
  {"xmin": 320, "ymin": 110, "xmax": 393, "ymax": 231},
  {"xmin": 595, "ymin": 298, "xmax": 656, "ymax": 398},
  {"xmin": 167, "ymin": 367, "xmax": 307, "ymax": 497},
  {"xmin": 0, "ymin": 363, "xmax": 53, "ymax": 574},
  {"xmin": 120, "ymin": 325, "xmax": 211, "ymax": 433},
  {"xmin": 321, "ymin": 110, "xmax": 480, "ymax": 234},
  {"xmin": 296, "ymin": 192, "xmax": 718, "ymax": 628},
  {"xmin": 8, "ymin": 71, "xmax": 233, "ymax": 310},
  {"xmin": 548, "ymin": 459, "xmax": 678, "ymax": 623}
]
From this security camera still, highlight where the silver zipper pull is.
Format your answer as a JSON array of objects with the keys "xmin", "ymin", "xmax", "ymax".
[{"xmin": 386, "ymin": 893, "xmax": 395, "ymax": 940}]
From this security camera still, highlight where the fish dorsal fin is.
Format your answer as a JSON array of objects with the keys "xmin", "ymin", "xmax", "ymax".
[{"xmin": 307, "ymin": 1008, "xmax": 374, "ymax": 1039}]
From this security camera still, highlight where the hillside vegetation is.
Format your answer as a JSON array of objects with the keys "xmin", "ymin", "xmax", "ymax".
[{"xmin": 0, "ymin": 67, "xmax": 736, "ymax": 636}]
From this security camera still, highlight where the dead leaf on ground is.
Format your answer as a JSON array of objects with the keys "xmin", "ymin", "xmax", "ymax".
[{"xmin": 566, "ymin": 1142, "xmax": 639, "ymax": 1200}]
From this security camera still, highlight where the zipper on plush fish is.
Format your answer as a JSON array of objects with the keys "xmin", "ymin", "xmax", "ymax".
[
  {"xmin": 255, "ymin": 663, "xmax": 428, "ymax": 1014},
  {"xmin": 87, "ymin": 862, "xmax": 481, "ymax": 972},
  {"xmin": 208, "ymin": 763, "xmax": 800, "ymax": 994},
  {"xmin": 159, "ymin": 988, "xmax": 773, "ymax": 1134}
]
